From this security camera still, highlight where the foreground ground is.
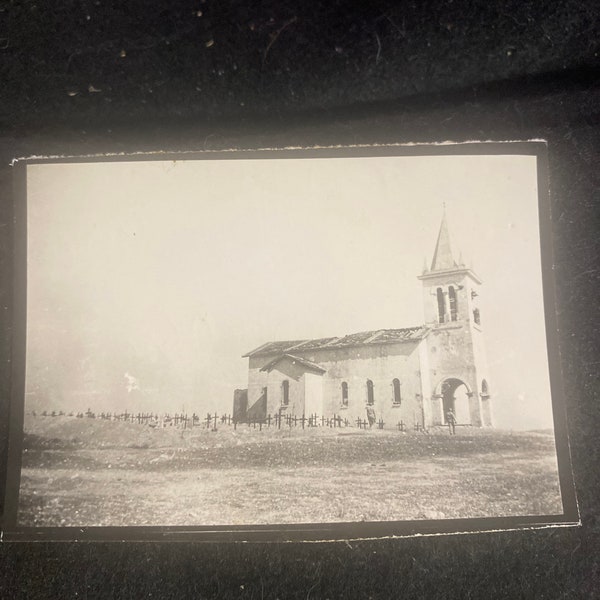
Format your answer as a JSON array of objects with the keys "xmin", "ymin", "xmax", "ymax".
[{"xmin": 18, "ymin": 416, "xmax": 563, "ymax": 526}]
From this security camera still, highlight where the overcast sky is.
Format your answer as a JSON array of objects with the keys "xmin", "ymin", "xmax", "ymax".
[{"xmin": 25, "ymin": 151, "xmax": 555, "ymax": 429}]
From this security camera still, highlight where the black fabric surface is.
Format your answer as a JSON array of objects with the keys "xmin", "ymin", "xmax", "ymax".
[{"xmin": 1, "ymin": 1, "xmax": 599, "ymax": 598}]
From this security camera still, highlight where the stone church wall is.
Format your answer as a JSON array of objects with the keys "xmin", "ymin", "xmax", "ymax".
[
  {"xmin": 246, "ymin": 341, "xmax": 430, "ymax": 428},
  {"xmin": 302, "ymin": 341, "xmax": 426, "ymax": 428},
  {"xmin": 426, "ymin": 322, "xmax": 482, "ymax": 425},
  {"xmin": 246, "ymin": 354, "xmax": 308, "ymax": 418},
  {"xmin": 247, "ymin": 355, "xmax": 269, "ymax": 415}
]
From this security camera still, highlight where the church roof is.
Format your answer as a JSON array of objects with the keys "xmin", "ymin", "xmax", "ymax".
[
  {"xmin": 243, "ymin": 326, "xmax": 429, "ymax": 357},
  {"xmin": 430, "ymin": 208, "xmax": 457, "ymax": 271},
  {"xmin": 418, "ymin": 208, "xmax": 482, "ymax": 283},
  {"xmin": 243, "ymin": 339, "xmax": 307, "ymax": 356},
  {"xmin": 259, "ymin": 353, "xmax": 327, "ymax": 374}
]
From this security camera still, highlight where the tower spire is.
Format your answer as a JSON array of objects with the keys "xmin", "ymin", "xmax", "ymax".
[{"xmin": 430, "ymin": 206, "xmax": 457, "ymax": 271}]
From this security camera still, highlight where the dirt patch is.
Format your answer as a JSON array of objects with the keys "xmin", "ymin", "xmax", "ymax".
[
  {"xmin": 17, "ymin": 419, "xmax": 563, "ymax": 527},
  {"xmin": 23, "ymin": 415, "xmax": 187, "ymax": 450}
]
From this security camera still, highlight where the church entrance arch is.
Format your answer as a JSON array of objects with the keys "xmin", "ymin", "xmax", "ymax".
[{"xmin": 435, "ymin": 378, "xmax": 472, "ymax": 425}]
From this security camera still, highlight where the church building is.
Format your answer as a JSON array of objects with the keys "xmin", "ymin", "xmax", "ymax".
[{"xmin": 235, "ymin": 212, "xmax": 493, "ymax": 429}]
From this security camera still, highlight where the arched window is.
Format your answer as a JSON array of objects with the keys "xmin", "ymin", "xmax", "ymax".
[
  {"xmin": 448, "ymin": 286, "xmax": 458, "ymax": 321},
  {"xmin": 481, "ymin": 379, "xmax": 489, "ymax": 397},
  {"xmin": 341, "ymin": 381, "xmax": 349, "ymax": 406},
  {"xmin": 281, "ymin": 380, "xmax": 289, "ymax": 406},
  {"xmin": 366, "ymin": 379, "xmax": 374, "ymax": 405},
  {"xmin": 437, "ymin": 287, "xmax": 445, "ymax": 323},
  {"xmin": 392, "ymin": 378, "xmax": 401, "ymax": 405},
  {"xmin": 473, "ymin": 308, "xmax": 481, "ymax": 325}
]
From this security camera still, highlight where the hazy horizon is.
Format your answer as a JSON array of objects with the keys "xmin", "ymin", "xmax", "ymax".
[{"xmin": 25, "ymin": 152, "xmax": 556, "ymax": 430}]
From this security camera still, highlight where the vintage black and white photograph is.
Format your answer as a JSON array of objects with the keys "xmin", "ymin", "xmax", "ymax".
[{"xmin": 7, "ymin": 145, "xmax": 574, "ymax": 536}]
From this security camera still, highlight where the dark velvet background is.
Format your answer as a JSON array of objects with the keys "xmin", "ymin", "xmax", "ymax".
[{"xmin": 1, "ymin": 1, "xmax": 599, "ymax": 597}]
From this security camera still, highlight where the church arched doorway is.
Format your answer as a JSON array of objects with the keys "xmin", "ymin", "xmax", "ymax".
[{"xmin": 439, "ymin": 378, "xmax": 472, "ymax": 425}]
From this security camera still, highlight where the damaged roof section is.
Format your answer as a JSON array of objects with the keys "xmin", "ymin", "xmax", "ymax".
[
  {"xmin": 243, "ymin": 339, "xmax": 306, "ymax": 357},
  {"xmin": 259, "ymin": 353, "xmax": 327, "ymax": 374},
  {"xmin": 244, "ymin": 326, "xmax": 429, "ymax": 357}
]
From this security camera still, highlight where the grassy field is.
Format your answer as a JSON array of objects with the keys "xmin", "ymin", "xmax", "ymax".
[{"xmin": 18, "ymin": 416, "xmax": 563, "ymax": 527}]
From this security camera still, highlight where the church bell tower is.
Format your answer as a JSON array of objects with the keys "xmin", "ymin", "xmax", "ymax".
[{"xmin": 417, "ymin": 209, "xmax": 493, "ymax": 427}]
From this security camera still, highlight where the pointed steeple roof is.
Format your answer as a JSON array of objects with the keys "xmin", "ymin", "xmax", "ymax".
[
  {"xmin": 430, "ymin": 207, "xmax": 457, "ymax": 271},
  {"xmin": 418, "ymin": 207, "xmax": 482, "ymax": 284}
]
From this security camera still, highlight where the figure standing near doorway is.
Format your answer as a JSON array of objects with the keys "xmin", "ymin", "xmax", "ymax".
[
  {"xmin": 445, "ymin": 407, "xmax": 457, "ymax": 435},
  {"xmin": 366, "ymin": 405, "xmax": 376, "ymax": 428}
]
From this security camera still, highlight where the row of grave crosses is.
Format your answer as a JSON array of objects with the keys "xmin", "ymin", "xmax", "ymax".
[
  {"xmin": 32, "ymin": 409, "xmax": 425, "ymax": 433},
  {"xmin": 238, "ymin": 413, "xmax": 350, "ymax": 431}
]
